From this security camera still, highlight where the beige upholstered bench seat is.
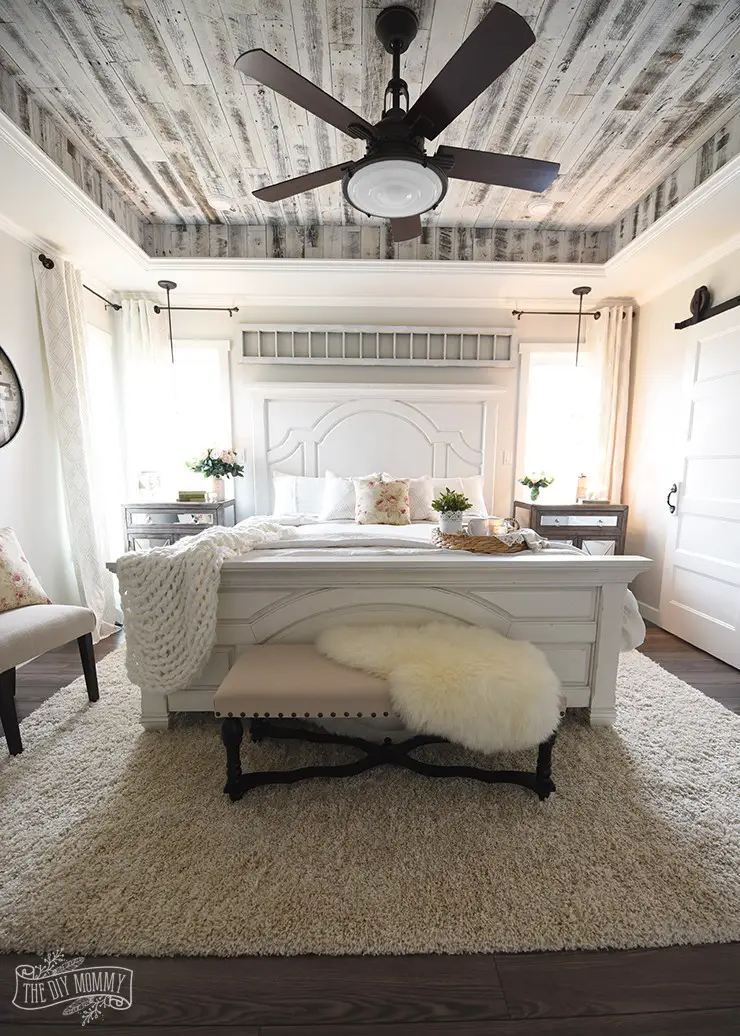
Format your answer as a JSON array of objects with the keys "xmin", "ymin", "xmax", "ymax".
[
  {"xmin": 214, "ymin": 644, "xmax": 399, "ymax": 719},
  {"xmin": 215, "ymin": 642, "xmax": 558, "ymax": 802}
]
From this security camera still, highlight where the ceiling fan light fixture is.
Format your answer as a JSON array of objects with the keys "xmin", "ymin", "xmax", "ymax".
[{"xmin": 344, "ymin": 158, "xmax": 445, "ymax": 218}]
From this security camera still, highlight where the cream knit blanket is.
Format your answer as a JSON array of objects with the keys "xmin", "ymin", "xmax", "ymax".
[{"xmin": 117, "ymin": 519, "xmax": 291, "ymax": 694}]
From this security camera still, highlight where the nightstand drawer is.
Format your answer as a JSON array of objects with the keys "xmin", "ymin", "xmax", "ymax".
[{"xmin": 540, "ymin": 514, "xmax": 619, "ymax": 528}]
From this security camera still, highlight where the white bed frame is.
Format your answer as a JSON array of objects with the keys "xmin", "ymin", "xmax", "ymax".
[{"xmin": 138, "ymin": 384, "xmax": 650, "ymax": 730}]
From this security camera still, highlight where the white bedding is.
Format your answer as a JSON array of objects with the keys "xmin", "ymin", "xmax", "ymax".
[{"xmin": 243, "ymin": 519, "xmax": 646, "ymax": 651}]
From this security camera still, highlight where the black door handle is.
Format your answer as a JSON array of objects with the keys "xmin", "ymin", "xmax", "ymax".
[{"xmin": 667, "ymin": 483, "xmax": 678, "ymax": 514}]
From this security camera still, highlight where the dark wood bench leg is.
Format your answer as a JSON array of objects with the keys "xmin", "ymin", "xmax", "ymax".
[
  {"xmin": 0, "ymin": 667, "xmax": 22, "ymax": 756},
  {"xmin": 221, "ymin": 717, "xmax": 244, "ymax": 801},
  {"xmin": 77, "ymin": 633, "xmax": 99, "ymax": 703},
  {"xmin": 536, "ymin": 732, "xmax": 557, "ymax": 800}
]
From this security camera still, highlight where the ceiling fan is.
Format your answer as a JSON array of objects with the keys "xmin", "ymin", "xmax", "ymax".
[{"xmin": 235, "ymin": 3, "xmax": 559, "ymax": 242}]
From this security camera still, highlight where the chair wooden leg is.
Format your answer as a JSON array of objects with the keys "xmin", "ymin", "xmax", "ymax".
[
  {"xmin": 0, "ymin": 667, "xmax": 22, "ymax": 756},
  {"xmin": 77, "ymin": 633, "xmax": 99, "ymax": 703}
]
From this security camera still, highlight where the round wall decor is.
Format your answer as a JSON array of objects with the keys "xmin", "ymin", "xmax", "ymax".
[{"xmin": 0, "ymin": 346, "xmax": 24, "ymax": 448}]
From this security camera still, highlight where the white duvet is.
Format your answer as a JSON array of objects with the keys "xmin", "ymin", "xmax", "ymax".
[{"xmin": 239, "ymin": 519, "xmax": 646, "ymax": 652}]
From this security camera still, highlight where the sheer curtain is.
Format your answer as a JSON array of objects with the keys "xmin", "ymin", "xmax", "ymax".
[
  {"xmin": 115, "ymin": 298, "xmax": 178, "ymax": 498},
  {"xmin": 33, "ymin": 254, "xmax": 117, "ymax": 640},
  {"xmin": 587, "ymin": 304, "xmax": 634, "ymax": 503}
]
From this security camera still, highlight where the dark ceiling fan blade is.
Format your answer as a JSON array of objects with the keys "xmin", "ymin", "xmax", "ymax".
[
  {"xmin": 390, "ymin": 214, "xmax": 422, "ymax": 242},
  {"xmin": 235, "ymin": 49, "xmax": 373, "ymax": 139},
  {"xmin": 437, "ymin": 145, "xmax": 559, "ymax": 192},
  {"xmin": 404, "ymin": 4, "xmax": 535, "ymax": 141},
  {"xmin": 253, "ymin": 163, "xmax": 350, "ymax": 203}
]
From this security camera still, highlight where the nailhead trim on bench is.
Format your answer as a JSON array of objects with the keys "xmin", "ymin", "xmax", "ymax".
[{"xmin": 215, "ymin": 709, "xmax": 401, "ymax": 719}]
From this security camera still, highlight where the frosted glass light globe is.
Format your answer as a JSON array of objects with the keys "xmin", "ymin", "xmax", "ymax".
[{"xmin": 346, "ymin": 159, "xmax": 444, "ymax": 217}]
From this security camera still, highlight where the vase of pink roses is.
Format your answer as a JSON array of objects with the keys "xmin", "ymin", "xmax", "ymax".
[{"xmin": 187, "ymin": 448, "xmax": 244, "ymax": 502}]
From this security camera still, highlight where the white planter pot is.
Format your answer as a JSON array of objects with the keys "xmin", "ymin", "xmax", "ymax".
[
  {"xmin": 209, "ymin": 477, "xmax": 226, "ymax": 502},
  {"xmin": 438, "ymin": 511, "xmax": 465, "ymax": 534}
]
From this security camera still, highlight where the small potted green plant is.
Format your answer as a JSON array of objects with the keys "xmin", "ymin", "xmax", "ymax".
[
  {"xmin": 187, "ymin": 448, "xmax": 245, "ymax": 501},
  {"xmin": 518, "ymin": 472, "xmax": 554, "ymax": 502},
  {"xmin": 432, "ymin": 487, "xmax": 472, "ymax": 534}
]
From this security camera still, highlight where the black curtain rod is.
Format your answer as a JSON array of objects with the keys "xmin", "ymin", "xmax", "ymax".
[
  {"xmin": 84, "ymin": 284, "xmax": 121, "ymax": 311},
  {"xmin": 153, "ymin": 304, "xmax": 239, "ymax": 316},
  {"xmin": 511, "ymin": 308, "xmax": 601, "ymax": 320},
  {"xmin": 37, "ymin": 254, "xmax": 121, "ymax": 310}
]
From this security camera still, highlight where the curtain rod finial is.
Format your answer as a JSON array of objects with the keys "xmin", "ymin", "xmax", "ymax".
[{"xmin": 38, "ymin": 253, "xmax": 55, "ymax": 269}]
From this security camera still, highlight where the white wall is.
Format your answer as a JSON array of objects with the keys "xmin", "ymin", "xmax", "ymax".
[
  {"xmin": 0, "ymin": 228, "xmax": 77, "ymax": 601},
  {"xmin": 623, "ymin": 242, "xmax": 740, "ymax": 615},
  {"xmin": 164, "ymin": 304, "xmax": 578, "ymax": 519}
]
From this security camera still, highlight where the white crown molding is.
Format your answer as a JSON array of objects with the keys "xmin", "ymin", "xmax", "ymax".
[
  {"xmin": 608, "ymin": 152, "xmax": 740, "ymax": 271},
  {"xmin": 0, "ymin": 110, "xmax": 148, "ymax": 268},
  {"xmin": 632, "ymin": 228, "xmax": 740, "ymax": 307},
  {"xmin": 147, "ymin": 256, "xmax": 604, "ymax": 279},
  {"xmin": 0, "ymin": 208, "xmax": 50, "ymax": 252}
]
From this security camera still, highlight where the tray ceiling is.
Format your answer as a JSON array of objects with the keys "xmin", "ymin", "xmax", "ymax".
[{"xmin": 0, "ymin": 0, "xmax": 738, "ymax": 232}]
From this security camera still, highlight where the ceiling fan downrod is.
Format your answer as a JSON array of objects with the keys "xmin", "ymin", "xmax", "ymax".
[{"xmin": 376, "ymin": 5, "xmax": 418, "ymax": 117}]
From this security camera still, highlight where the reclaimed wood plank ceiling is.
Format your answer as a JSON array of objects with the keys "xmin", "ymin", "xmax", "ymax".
[{"xmin": 0, "ymin": 0, "xmax": 738, "ymax": 231}]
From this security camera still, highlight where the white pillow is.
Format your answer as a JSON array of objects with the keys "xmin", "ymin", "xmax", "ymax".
[
  {"xmin": 319, "ymin": 471, "xmax": 380, "ymax": 522},
  {"xmin": 272, "ymin": 472, "xmax": 326, "ymax": 516},
  {"xmin": 429, "ymin": 476, "xmax": 488, "ymax": 517}
]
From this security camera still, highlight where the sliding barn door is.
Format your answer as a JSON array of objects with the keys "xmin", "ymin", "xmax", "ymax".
[{"xmin": 659, "ymin": 309, "xmax": 740, "ymax": 667}]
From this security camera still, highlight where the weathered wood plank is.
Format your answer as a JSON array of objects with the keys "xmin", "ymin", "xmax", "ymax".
[
  {"xmin": 0, "ymin": 0, "xmax": 736, "ymax": 256},
  {"xmin": 138, "ymin": 222, "xmax": 611, "ymax": 261}
]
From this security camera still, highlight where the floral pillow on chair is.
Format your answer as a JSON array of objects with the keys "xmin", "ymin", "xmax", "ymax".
[
  {"xmin": 0, "ymin": 528, "xmax": 52, "ymax": 613},
  {"xmin": 354, "ymin": 478, "xmax": 411, "ymax": 526}
]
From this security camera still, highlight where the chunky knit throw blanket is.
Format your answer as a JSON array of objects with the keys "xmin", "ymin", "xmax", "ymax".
[{"xmin": 117, "ymin": 519, "xmax": 291, "ymax": 694}]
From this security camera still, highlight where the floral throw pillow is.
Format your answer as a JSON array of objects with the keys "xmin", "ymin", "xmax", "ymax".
[
  {"xmin": 354, "ymin": 479, "xmax": 411, "ymax": 526},
  {"xmin": 0, "ymin": 528, "xmax": 52, "ymax": 613}
]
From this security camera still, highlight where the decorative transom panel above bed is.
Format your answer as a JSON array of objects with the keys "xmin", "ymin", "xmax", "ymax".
[
  {"xmin": 240, "ymin": 325, "xmax": 516, "ymax": 366},
  {"xmin": 245, "ymin": 383, "xmax": 504, "ymax": 518}
]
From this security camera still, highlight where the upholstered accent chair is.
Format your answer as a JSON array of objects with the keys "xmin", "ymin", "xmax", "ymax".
[{"xmin": 0, "ymin": 605, "xmax": 98, "ymax": 755}]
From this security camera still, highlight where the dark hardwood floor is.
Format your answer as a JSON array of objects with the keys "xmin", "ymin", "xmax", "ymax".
[{"xmin": 2, "ymin": 626, "xmax": 738, "ymax": 1034}]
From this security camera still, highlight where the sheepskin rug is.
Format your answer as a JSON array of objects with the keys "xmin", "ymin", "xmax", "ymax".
[{"xmin": 316, "ymin": 623, "xmax": 561, "ymax": 752}]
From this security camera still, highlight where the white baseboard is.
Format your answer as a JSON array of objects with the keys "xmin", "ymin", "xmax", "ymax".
[{"xmin": 637, "ymin": 600, "xmax": 661, "ymax": 625}]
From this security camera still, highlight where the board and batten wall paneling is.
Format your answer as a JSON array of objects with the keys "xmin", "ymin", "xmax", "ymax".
[{"xmin": 143, "ymin": 224, "xmax": 613, "ymax": 262}]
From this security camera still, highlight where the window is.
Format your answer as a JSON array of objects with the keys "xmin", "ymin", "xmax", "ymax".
[
  {"xmin": 516, "ymin": 346, "xmax": 599, "ymax": 504},
  {"xmin": 171, "ymin": 340, "xmax": 233, "ymax": 490}
]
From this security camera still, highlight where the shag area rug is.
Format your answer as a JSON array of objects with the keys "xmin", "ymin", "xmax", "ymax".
[{"xmin": 1, "ymin": 648, "xmax": 739, "ymax": 957}]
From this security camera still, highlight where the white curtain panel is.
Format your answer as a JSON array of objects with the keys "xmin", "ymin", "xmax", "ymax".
[
  {"xmin": 33, "ymin": 256, "xmax": 117, "ymax": 640},
  {"xmin": 588, "ymin": 304, "xmax": 634, "ymax": 503},
  {"xmin": 116, "ymin": 298, "xmax": 178, "ymax": 498}
]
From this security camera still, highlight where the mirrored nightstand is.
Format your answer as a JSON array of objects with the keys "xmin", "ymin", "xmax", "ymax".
[
  {"xmin": 512, "ymin": 501, "xmax": 629, "ymax": 554},
  {"xmin": 122, "ymin": 500, "xmax": 236, "ymax": 552}
]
